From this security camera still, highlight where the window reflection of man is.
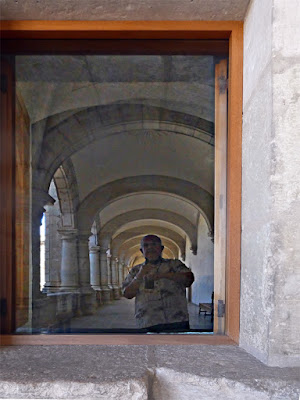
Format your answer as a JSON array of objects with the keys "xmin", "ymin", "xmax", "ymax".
[{"xmin": 122, "ymin": 235, "xmax": 194, "ymax": 332}]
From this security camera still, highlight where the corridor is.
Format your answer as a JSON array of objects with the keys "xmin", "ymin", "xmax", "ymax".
[
  {"xmin": 69, "ymin": 298, "xmax": 213, "ymax": 332},
  {"xmin": 14, "ymin": 55, "xmax": 216, "ymax": 334}
]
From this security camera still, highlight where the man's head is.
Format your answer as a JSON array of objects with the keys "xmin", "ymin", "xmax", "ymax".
[{"xmin": 140, "ymin": 234, "xmax": 164, "ymax": 262}]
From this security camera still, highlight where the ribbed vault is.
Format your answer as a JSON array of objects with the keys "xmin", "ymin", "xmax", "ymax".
[
  {"xmin": 78, "ymin": 175, "xmax": 213, "ymax": 235},
  {"xmin": 31, "ymin": 103, "xmax": 214, "ymax": 193},
  {"xmin": 111, "ymin": 226, "xmax": 185, "ymax": 257},
  {"xmin": 97, "ymin": 209, "xmax": 197, "ymax": 253},
  {"xmin": 117, "ymin": 236, "xmax": 179, "ymax": 260}
]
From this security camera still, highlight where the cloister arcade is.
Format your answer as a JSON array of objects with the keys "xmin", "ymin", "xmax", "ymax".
[{"xmin": 15, "ymin": 55, "xmax": 217, "ymax": 331}]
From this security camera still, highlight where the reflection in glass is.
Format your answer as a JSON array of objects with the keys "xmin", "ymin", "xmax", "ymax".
[{"xmin": 15, "ymin": 55, "xmax": 218, "ymax": 333}]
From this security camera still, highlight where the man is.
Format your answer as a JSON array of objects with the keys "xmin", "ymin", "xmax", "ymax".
[{"xmin": 122, "ymin": 234, "xmax": 194, "ymax": 332}]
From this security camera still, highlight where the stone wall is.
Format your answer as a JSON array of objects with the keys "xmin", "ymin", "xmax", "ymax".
[{"xmin": 240, "ymin": 0, "xmax": 300, "ymax": 367}]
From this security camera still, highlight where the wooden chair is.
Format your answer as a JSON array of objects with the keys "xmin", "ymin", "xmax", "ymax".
[{"xmin": 198, "ymin": 292, "xmax": 214, "ymax": 322}]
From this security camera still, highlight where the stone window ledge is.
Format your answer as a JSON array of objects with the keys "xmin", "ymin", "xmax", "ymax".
[{"xmin": 0, "ymin": 345, "xmax": 299, "ymax": 399}]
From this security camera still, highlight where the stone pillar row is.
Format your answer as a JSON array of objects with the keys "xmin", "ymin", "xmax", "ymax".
[
  {"xmin": 32, "ymin": 189, "xmax": 123, "ymax": 306},
  {"xmin": 31, "ymin": 189, "xmax": 122, "ymax": 327},
  {"xmin": 51, "ymin": 229, "xmax": 124, "ymax": 303},
  {"xmin": 89, "ymin": 245, "xmax": 123, "ymax": 302}
]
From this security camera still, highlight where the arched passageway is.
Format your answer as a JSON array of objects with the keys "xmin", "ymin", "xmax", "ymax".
[{"xmin": 15, "ymin": 54, "xmax": 216, "ymax": 332}]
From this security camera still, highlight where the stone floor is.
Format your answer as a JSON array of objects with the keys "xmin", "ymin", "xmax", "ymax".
[{"xmin": 70, "ymin": 298, "xmax": 213, "ymax": 331}]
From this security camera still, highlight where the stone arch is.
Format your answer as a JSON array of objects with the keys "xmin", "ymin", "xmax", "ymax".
[
  {"xmin": 127, "ymin": 247, "xmax": 175, "ymax": 269},
  {"xmin": 32, "ymin": 103, "xmax": 214, "ymax": 192},
  {"xmin": 97, "ymin": 209, "xmax": 198, "ymax": 254},
  {"xmin": 128, "ymin": 254, "xmax": 144, "ymax": 269},
  {"xmin": 52, "ymin": 159, "xmax": 79, "ymax": 228},
  {"xmin": 78, "ymin": 175, "xmax": 213, "ymax": 234},
  {"xmin": 117, "ymin": 236, "xmax": 179, "ymax": 260},
  {"xmin": 111, "ymin": 226, "xmax": 185, "ymax": 257}
]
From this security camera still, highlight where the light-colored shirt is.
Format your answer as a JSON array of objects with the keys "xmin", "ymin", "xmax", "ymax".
[{"xmin": 122, "ymin": 258, "xmax": 191, "ymax": 329}]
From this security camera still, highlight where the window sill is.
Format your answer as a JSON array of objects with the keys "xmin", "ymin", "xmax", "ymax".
[{"xmin": 0, "ymin": 333, "xmax": 236, "ymax": 345}]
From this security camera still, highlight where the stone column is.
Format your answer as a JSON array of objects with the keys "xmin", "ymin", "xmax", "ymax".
[
  {"xmin": 78, "ymin": 233, "xmax": 96, "ymax": 314},
  {"xmin": 99, "ymin": 247, "xmax": 112, "ymax": 302},
  {"xmin": 111, "ymin": 256, "xmax": 121, "ymax": 299},
  {"xmin": 42, "ymin": 197, "xmax": 62, "ymax": 293},
  {"xmin": 106, "ymin": 248, "xmax": 113, "ymax": 289},
  {"xmin": 31, "ymin": 189, "xmax": 55, "ymax": 300},
  {"xmin": 78, "ymin": 233, "xmax": 93, "ymax": 291},
  {"xmin": 58, "ymin": 229, "xmax": 79, "ymax": 292},
  {"xmin": 122, "ymin": 262, "xmax": 127, "ymax": 281},
  {"xmin": 31, "ymin": 188, "xmax": 55, "ymax": 328},
  {"xmin": 118, "ymin": 260, "xmax": 125, "ymax": 296},
  {"xmin": 89, "ymin": 245, "xmax": 101, "ymax": 290}
]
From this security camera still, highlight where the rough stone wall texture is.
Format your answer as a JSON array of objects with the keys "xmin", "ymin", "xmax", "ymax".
[
  {"xmin": 0, "ymin": 345, "xmax": 299, "ymax": 399},
  {"xmin": 268, "ymin": 0, "xmax": 300, "ymax": 367},
  {"xmin": 0, "ymin": 0, "xmax": 250, "ymax": 21},
  {"xmin": 240, "ymin": 0, "xmax": 300, "ymax": 367}
]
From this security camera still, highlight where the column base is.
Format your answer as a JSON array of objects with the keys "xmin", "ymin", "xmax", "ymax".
[
  {"xmin": 79, "ymin": 285, "xmax": 95, "ymax": 294},
  {"xmin": 42, "ymin": 285, "xmax": 61, "ymax": 294},
  {"xmin": 90, "ymin": 288, "xmax": 103, "ymax": 306},
  {"xmin": 79, "ymin": 292, "xmax": 97, "ymax": 315},
  {"xmin": 95, "ymin": 290, "xmax": 102, "ymax": 306},
  {"xmin": 91, "ymin": 285, "xmax": 102, "ymax": 291},
  {"xmin": 59, "ymin": 286, "xmax": 79, "ymax": 293},
  {"xmin": 101, "ymin": 288, "xmax": 112, "ymax": 303},
  {"xmin": 112, "ymin": 287, "xmax": 121, "ymax": 300}
]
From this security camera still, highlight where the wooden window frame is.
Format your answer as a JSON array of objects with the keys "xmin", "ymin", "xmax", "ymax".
[{"xmin": 0, "ymin": 21, "xmax": 242, "ymax": 346}]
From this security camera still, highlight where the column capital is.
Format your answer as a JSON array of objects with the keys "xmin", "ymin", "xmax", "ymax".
[
  {"xmin": 90, "ymin": 245, "xmax": 101, "ymax": 254},
  {"xmin": 58, "ymin": 228, "xmax": 78, "ymax": 241},
  {"xmin": 106, "ymin": 248, "xmax": 112, "ymax": 258},
  {"xmin": 32, "ymin": 188, "xmax": 55, "ymax": 222},
  {"xmin": 32, "ymin": 187, "xmax": 55, "ymax": 208},
  {"xmin": 208, "ymin": 229, "xmax": 214, "ymax": 243},
  {"xmin": 77, "ymin": 231, "xmax": 92, "ymax": 243},
  {"xmin": 190, "ymin": 244, "xmax": 197, "ymax": 255},
  {"xmin": 99, "ymin": 247, "xmax": 109, "ymax": 255}
]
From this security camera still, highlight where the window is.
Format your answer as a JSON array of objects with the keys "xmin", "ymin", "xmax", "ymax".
[{"xmin": 0, "ymin": 21, "xmax": 243, "ymax": 346}]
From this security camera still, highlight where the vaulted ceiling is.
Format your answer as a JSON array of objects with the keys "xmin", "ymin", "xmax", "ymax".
[{"xmin": 17, "ymin": 55, "xmax": 216, "ymax": 257}]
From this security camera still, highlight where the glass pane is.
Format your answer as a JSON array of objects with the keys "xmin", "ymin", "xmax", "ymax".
[{"xmin": 15, "ymin": 54, "xmax": 221, "ymax": 334}]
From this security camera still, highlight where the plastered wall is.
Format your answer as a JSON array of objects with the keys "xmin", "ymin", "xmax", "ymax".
[
  {"xmin": 185, "ymin": 217, "xmax": 214, "ymax": 305},
  {"xmin": 240, "ymin": 0, "xmax": 300, "ymax": 367}
]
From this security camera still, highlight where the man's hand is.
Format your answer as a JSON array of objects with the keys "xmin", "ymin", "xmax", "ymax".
[
  {"xmin": 136, "ymin": 263, "xmax": 156, "ymax": 279},
  {"xmin": 151, "ymin": 271, "xmax": 194, "ymax": 287},
  {"xmin": 123, "ymin": 264, "xmax": 156, "ymax": 299}
]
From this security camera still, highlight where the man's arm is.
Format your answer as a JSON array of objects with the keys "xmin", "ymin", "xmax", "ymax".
[
  {"xmin": 122, "ymin": 264, "xmax": 154, "ymax": 299},
  {"xmin": 152, "ymin": 271, "xmax": 194, "ymax": 287},
  {"xmin": 122, "ymin": 275, "xmax": 143, "ymax": 299}
]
